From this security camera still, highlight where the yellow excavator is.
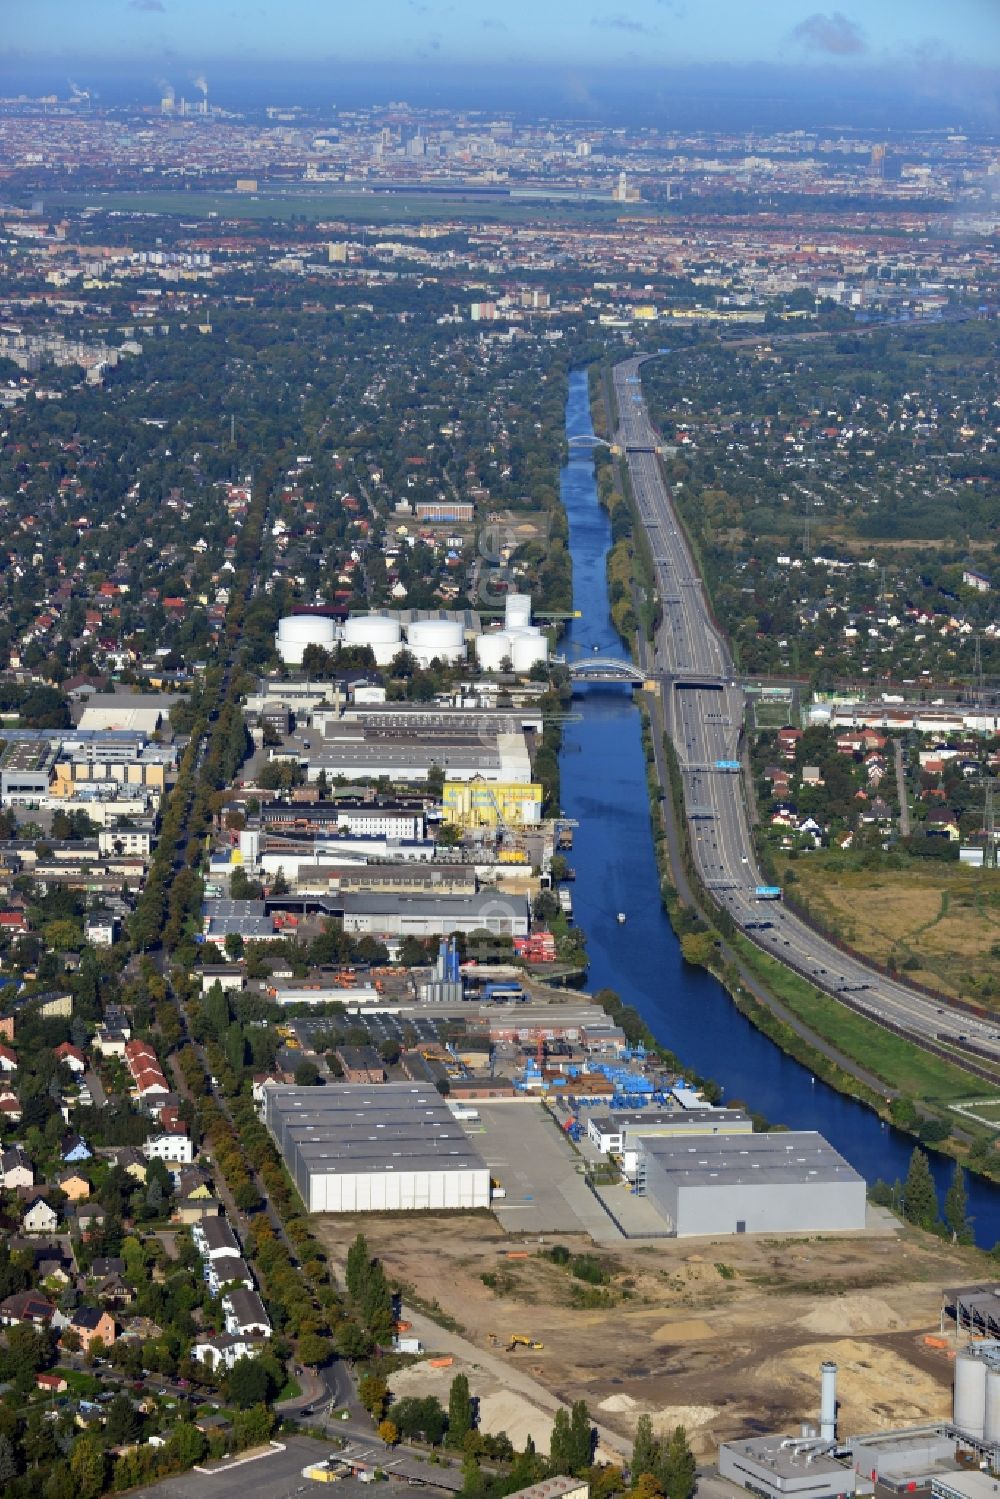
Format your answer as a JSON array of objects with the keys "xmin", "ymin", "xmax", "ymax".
[{"xmin": 506, "ymin": 1335, "xmax": 544, "ymax": 1351}]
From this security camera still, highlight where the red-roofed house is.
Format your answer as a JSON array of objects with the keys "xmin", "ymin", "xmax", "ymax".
[{"xmin": 54, "ymin": 1042, "xmax": 86, "ymax": 1074}]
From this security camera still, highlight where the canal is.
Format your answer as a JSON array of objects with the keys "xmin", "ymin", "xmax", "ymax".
[{"xmin": 558, "ymin": 366, "xmax": 1000, "ymax": 1247}]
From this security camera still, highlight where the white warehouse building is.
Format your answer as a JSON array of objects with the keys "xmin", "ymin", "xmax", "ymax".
[
  {"xmin": 639, "ymin": 1131, "xmax": 866, "ymax": 1237},
  {"xmin": 262, "ymin": 1082, "xmax": 491, "ymax": 1214}
]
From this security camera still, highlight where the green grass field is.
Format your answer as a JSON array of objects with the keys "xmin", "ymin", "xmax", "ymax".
[
  {"xmin": 730, "ymin": 933, "xmax": 989, "ymax": 1107},
  {"xmin": 48, "ymin": 188, "xmax": 661, "ymax": 226}
]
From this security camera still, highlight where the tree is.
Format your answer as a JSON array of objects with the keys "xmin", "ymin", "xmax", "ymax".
[
  {"xmin": 632, "ymin": 1413, "xmax": 658, "ymax": 1479},
  {"xmin": 659, "ymin": 1426, "xmax": 696, "ymax": 1499},
  {"xmin": 378, "ymin": 1419, "xmax": 400, "ymax": 1447},
  {"xmin": 105, "ymin": 1391, "xmax": 141, "ymax": 1445},
  {"xmin": 166, "ymin": 1422, "xmax": 207, "ymax": 1468},
  {"xmin": 294, "ymin": 1059, "xmax": 321, "ymax": 1086},
  {"xmin": 549, "ymin": 1408, "xmax": 574, "ymax": 1474},
  {"xmin": 226, "ymin": 1356, "xmax": 274, "ymax": 1409},
  {"xmin": 359, "ymin": 1373, "xmax": 390, "ymax": 1421},
  {"xmin": 944, "ymin": 1163, "xmax": 973, "ymax": 1243},
  {"xmin": 902, "ymin": 1147, "xmax": 938, "ymax": 1230},
  {"xmin": 447, "ymin": 1371, "xmax": 474, "ymax": 1448},
  {"xmin": 346, "ymin": 1233, "xmax": 370, "ymax": 1302},
  {"xmin": 0, "ymin": 1433, "xmax": 16, "ymax": 1485},
  {"xmin": 569, "ymin": 1400, "xmax": 594, "ymax": 1471},
  {"xmin": 69, "ymin": 1434, "xmax": 106, "ymax": 1499},
  {"xmin": 297, "ymin": 1333, "xmax": 331, "ymax": 1367}
]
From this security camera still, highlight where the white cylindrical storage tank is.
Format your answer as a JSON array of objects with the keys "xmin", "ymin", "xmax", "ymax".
[
  {"xmin": 476, "ymin": 632, "xmax": 513, "ymax": 671},
  {"xmin": 406, "ymin": 618, "xmax": 465, "ymax": 666},
  {"xmin": 343, "ymin": 614, "xmax": 402, "ymax": 647},
  {"xmin": 984, "ymin": 1368, "xmax": 1000, "ymax": 1443},
  {"xmin": 342, "ymin": 613, "xmax": 402, "ymax": 665},
  {"xmin": 505, "ymin": 593, "xmax": 532, "ymax": 629},
  {"xmin": 954, "ymin": 1349, "xmax": 987, "ymax": 1438},
  {"xmin": 509, "ymin": 628, "xmax": 549, "ymax": 673},
  {"xmin": 276, "ymin": 614, "xmax": 336, "ymax": 665}
]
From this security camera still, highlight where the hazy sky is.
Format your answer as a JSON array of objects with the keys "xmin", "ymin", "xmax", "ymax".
[{"xmin": 5, "ymin": 0, "xmax": 999, "ymax": 70}]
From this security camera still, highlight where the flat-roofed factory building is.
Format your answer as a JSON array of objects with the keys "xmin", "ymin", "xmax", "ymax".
[
  {"xmin": 638, "ymin": 1130, "xmax": 866, "ymax": 1237},
  {"xmin": 262, "ymin": 1082, "xmax": 491, "ymax": 1214}
]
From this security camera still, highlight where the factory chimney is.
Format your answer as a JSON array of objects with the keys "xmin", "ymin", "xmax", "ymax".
[{"xmin": 820, "ymin": 1362, "xmax": 837, "ymax": 1442}]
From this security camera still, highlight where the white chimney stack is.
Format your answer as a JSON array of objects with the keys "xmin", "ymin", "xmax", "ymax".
[{"xmin": 820, "ymin": 1361, "xmax": 837, "ymax": 1442}]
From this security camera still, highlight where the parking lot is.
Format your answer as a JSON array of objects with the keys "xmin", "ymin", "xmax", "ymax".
[
  {"xmin": 461, "ymin": 1101, "xmax": 622, "ymax": 1239},
  {"xmin": 290, "ymin": 1012, "xmax": 456, "ymax": 1049},
  {"xmin": 136, "ymin": 1435, "xmax": 417, "ymax": 1499}
]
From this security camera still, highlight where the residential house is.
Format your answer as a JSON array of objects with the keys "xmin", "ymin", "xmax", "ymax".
[
  {"xmin": 0, "ymin": 1044, "xmax": 17, "ymax": 1074},
  {"xmin": 61, "ymin": 1133, "xmax": 91, "ymax": 1163},
  {"xmin": 222, "ymin": 1287, "xmax": 271, "ymax": 1339},
  {"xmin": 70, "ymin": 1201, "xmax": 107, "ymax": 1239},
  {"xmin": 1, "ymin": 1290, "xmax": 56, "ymax": 1328},
  {"xmin": 84, "ymin": 910, "xmax": 116, "ymax": 946},
  {"xmin": 191, "ymin": 1332, "xmax": 263, "ymax": 1372},
  {"xmin": 97, "ymin": 1275, "xmax": 135, "ymax": 1310},
  {"xmin": 144, "ymin": 1133, "xmax": 194, "ymax": 1165},
  {"xmin": 0, "ymin": 1145, "xmax": 33, "ymax": 1189},
  {"xmin": 89, "ymin": 1256, "xmax": 125, "ymax": 1281},
  {"xmin": 92, "ymin": 1025, "xmax": 128, "ymax": 1058},
  {"xmin": 194, "ymin": 1216, "xmax": 241, "ymax": 1261},
  {"xmin": 926, "ymin": 808, "xmax": 961, "ymax": 840},
  {"xmin": 206, "ymin": 1254, "xmax": 254, "ymax": 1295},
  {"xmin": 64, "ymin": 1306, "xmax": 116, "ymax": 1351},
  {"xmin": 103, "ymin": 1145, "xmax": 147, "ymax": 1182},
  {"xmin": 170, "ymin": 1193, "xmax": 220, "ymax": 1225},
  {"xmin": 22, "ymin": 1197, "xmax": 58, "ymax": 1235},
  {"xmin": 0, "ymin": 1093, "xmax": 22, "ymax": 1124},
  {"xmin": 53, "ymin": 1042, "xmax": 86, "ymax": 1074},
  {"xmin": 36, "ymin": 1371, "xmax": 68, "ymax": 1394},
  {"xmin": 58, "ymin": 1170, "xmax": 91, "ymax": 1202}
]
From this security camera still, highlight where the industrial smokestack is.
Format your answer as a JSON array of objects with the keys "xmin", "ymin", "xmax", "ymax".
[
  {"xmin": 820, "ymin": 1361, "xmax": 837, "ymax": 1442},
  {"xmin": 192, "ymin": 73, "xmax": 209, "ymax": 113}
]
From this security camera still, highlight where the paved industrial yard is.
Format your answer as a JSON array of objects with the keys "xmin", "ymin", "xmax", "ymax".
[{"xmin": 465, "ymin": 1100, "xmax": 621, "ymax": 1238}]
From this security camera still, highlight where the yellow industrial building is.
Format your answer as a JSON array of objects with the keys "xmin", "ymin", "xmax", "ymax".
[{"xmin": 442, "ymin": 778, "xmax": 543, "ymax": 829}]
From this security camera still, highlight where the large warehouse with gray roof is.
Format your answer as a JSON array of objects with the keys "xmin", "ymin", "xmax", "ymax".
[
  {"xmin": 262, "ymin": 1082, "xmax": 491, "ymax": 1214},
  {"xmin": 638, "ymin": 1130, "xmax": 866, "ymax": 1237}
]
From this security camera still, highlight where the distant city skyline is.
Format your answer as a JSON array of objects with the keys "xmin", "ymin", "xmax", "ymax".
[{"xmin": 3, "ymin": 0, "xmax": 999, "ymax": 72}]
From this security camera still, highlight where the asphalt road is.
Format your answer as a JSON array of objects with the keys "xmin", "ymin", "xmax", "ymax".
[{"xmin": 614, "ymin": 353, "xmax": 1000, "ymax": 1079}]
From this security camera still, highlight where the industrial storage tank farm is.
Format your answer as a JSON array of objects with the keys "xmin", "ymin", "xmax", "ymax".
[{"xmin": 275, "ymin": 614, "xmax": 336, "ymax": 665}]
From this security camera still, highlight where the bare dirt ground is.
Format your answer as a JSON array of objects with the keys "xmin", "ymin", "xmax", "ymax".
[{"xmin": 315, "ymin": 1213, "xmax": 984, "ymax": 1457}]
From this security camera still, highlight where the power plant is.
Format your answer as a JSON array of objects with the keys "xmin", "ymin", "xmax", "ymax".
[{"xmin": 720, "ymin": 1344, "xmax": 1000, "ymax": 1499}]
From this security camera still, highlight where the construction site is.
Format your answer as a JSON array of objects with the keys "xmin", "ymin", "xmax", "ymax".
[{"xmin": 315, "ymin": 1210, "xmax": 996, "ymax": 1462}]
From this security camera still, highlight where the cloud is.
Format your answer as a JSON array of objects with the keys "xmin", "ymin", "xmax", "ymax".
[
  {"xmin": 591, "ymin": 12, "xmax": 659, "ymax": 36},
  {"xmin": 129, "ymin": 0, "xmax": 166, "ymax": 10},
  {"xmin": 482, "ymin": 16, "xmax": 508, "ymax": 31},
  {"xmin": 790, "ymin": 11, "xmax": 866, "ymax": 56}
]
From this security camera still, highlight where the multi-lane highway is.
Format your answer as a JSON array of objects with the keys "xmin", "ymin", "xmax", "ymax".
[{"xmin": 614, "ymin": 353, "xmax": 1000, "ymax": 1080}]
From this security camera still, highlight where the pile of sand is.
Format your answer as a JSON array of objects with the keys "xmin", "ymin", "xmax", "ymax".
[
  {"xmin": 599, "ymin": 1394, "xmax": 641, "ymax": 1414},
  {"xmin": 797, "ymin": 1294, "xmax": 900, "ymax": 1335},
  {"xmin": 647, "ymin": 1404, "xmax": 720, "ymax": 1433}
]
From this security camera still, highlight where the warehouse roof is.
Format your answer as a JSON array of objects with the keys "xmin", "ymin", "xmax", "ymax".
[
  {"xmin": 340, "ymin": 891, "xmax": 528, "ymax": 920},
  {"xmin": 264, "ymin": 1083, "xmax": 489, "ymax": 1179},
  {"xmin": 590, "ymin": 1108, "xmax": 749, "ymax": 1133},
  {"xmin": 640, "ymin": 1131, "xmax": 863, "ymax": 1189}
]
